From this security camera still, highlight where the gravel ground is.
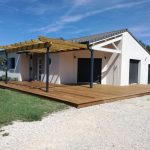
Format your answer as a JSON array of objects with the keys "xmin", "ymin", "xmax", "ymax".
[{"xmin": 0, "ymin": 95, "xmax": 150, "ymax": 150}]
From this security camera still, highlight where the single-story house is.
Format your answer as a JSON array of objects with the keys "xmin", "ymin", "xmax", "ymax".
[{"xmin": 0, "ymin": 29, "xmax": 150, "ymax": 86}]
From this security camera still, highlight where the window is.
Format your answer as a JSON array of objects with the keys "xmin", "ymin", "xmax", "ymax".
[{"xmin": 8, "ymin": 58, "xmax": 15, "ymax": 69}]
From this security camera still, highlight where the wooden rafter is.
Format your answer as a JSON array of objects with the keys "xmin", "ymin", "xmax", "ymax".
[
  {"xmin": 1, "ymin": 36, "xmax": 87, "ymax": 53},
  {"xmin": 38, "ymin": 36, "xmax": 87, "ymax": 48}
]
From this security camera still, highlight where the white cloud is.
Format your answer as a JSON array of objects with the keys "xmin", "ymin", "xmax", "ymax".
[
  {"xmin": 38, "ymin": 25, "xmax": 63, "ymax": 33},
  {"xmin": 82, "ymin": 0, "xmax": 150, "ymax": 18},
  {"xmin": 130, "ymin": 25, "xmax": 150, "ymax": 38},
  {"xmin": 140, "ymin": 33, "xmax": 150, "ymax": 37},
  {"xmin": 32, "ymin": 0, "xmax": 150, "ymax": 34},
  {"xmin": 25, "ymin": 0, "xmax": 90, "ymax": 16},
  {"xmin": 0, "ymin": 0, "xmax": 56, "ymax": 15},
  {"xmin": 73, "ymin": 0, "xmax": 91, "ymax": 6},
  {"xmin": 61, "ymin": 15, "xmax": 83, "ymax": 23},
  {"xmin": 72, "ymin": 28, "xmax": 90, "ymax": 34},
  {"xmin": 130, "ymin": 26, "xmax": 148, "ymax": 33},
  {"xmin": 30, "ymin": 14, "xmax": 84, "ymax": 33},
  {"xmin": 25, "ymin": 3, "xmax": 51, "ymax": 15}
]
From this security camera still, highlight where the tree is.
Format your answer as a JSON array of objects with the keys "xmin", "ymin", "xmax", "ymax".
[
  {"xmin": 139, "ymin": 40, "xmax": 146, "ymax": 47},
  {"xmin": 0, "ymin": 57, "xmax": 6, "ymax": 70},
  {"xmin": 146, "ymin": 45, "xmax": 150, "ymax": 53},
  {"xmin": 139, "ymin": 40, "xmax": 150, "ymax": 53}
]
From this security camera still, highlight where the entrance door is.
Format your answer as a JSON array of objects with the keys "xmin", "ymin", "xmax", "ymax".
[
  {"xmin": 37, "ymin": 57, "xmax": 43, "ymax": 80},
  {"xmin": 77, "ymin": 58, "xmax": 102, "ymax": 83},
  {"xmin": 129, "ymin": 59, "xmax": 140, "ymax": 84},
  {"xmin": 148, "ymin": 65, "xmax": 150, "ymax": 84}
]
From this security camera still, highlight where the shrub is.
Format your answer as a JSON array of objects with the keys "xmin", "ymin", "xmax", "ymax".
[{"xmin": 0, "ymin": 75, "xmax": 18, "ymax": 81}]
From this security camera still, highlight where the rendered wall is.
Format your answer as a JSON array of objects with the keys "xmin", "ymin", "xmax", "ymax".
[
  {"xmin": 0, "ymin": 53, "xmax": 29, "ymax": 81},
  {"xmin": 20, "ymin": 54, "xmax": 29, "ymax": 81},
  {"xmin": 0, "ymin": 49, "xmax": 122, "ymax": 85},
  {"xmin": 121, "ymin": 32, "xmax": 150, "ymax": 85},
  {"xmin": 58, "ymin": 50, "xmax": 121, "ymax": 85},
  {"xmin": 104, "ymin": 41, "xmax": 122, "ymax": 85},
  {"xmin": 0, "ymin": 52, "xmax": 22, "ymax": 81},
  {"xmin": 42, "ymin": 53, "xmax": 61, "ymax": 84}
]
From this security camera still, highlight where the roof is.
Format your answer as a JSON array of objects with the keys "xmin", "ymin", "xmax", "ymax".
[
  {"xmin": 71, "ymin": 28, "xmax": 150, "ymax": 55},
  {"xmin": 71, "ymin": 29, "xmax": 128, "ymax": 43},
  {"xmin": 0, "ymin": 36, "xmax": 87, "ymax": 54}
]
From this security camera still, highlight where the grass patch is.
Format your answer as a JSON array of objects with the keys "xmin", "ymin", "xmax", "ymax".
[{"xmin": 0, "ymin": 89, "xmax": 68, "ymax": 128}]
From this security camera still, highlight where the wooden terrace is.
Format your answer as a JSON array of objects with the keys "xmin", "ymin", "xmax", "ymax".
[{"xmin": 0, "ymin": 81, "xmax": 150, "ymax": 108}]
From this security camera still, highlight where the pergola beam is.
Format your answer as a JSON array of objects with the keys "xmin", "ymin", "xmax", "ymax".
[
  {"xmin": 1, "ymin": 37, "xmax": 87, "ymax": 54},
  {"xmin": 38, "ymin": 36, "xmax": 86, "ymax": 48},
  {"xmin": 92, "ymin": 37, "xmax": 122, "ymax": 48},
  {"xmin": 92, "ymin": 47, "xmax": 121, "ymax": 53}
]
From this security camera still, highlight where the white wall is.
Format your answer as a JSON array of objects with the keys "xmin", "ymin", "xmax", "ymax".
[
  {"xmin": 0, "ymin": 48, "xmax": 121, "ymax": 85},
  {"xmin": 56, "ymin": 33, "xmax": 149, "ymax": 85},
  {"xmin": 59, "ymin": 52, "xmax": 76, "ymax": 84},
  {"xmin": 73, "ymin": 50, "xmax": 113, "ymax": 85},
  {"xmin": 43, "ymin": 53, "xmax": 61, "ymax": 84},
  {"xmin": 104, "ymin": 40, "xmax": 122, "ymax": 85},
  {"xmin": 0, "ymin": 51, "xmax": 5, "ymax": 77},
  {"xmin": 121, "ymin": 32, "xmax": 150, "ymax": 85},
  {"xmin": 0, "ymin": 53, "xmax": 30, "ymax": 81},
  {"xmin": 43, "ymin": 51, "xmax": 78, "ymax": 84},
  {"xmin": 2, "ymin": 32, "xmax": 148, "ymax": 86},
  {"xmin": 48, "ymin": 50, "xmax": 121, "ymax": 85},
  {"xmin": 105, "ymin": 53, "xmax": 121, "ymax": 85},
  {"xmin": 0, "ymin": 52, "xmax": 22, "ymax": 81},
  {"xmin": 20, "ymin": 54, "xmax": 29, "ymax": 81},
  {"xmin": 59, "ymin": 50, "xmax": 106, "ymax": 84}
]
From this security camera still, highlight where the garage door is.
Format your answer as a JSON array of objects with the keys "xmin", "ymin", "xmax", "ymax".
[
  {"xmin": 129, "ymin": 59, "xmax": 140, "ymax": 84},
  {"xmin": 77, "ymin": 58, "xmax": 102, "ymax": 83}
]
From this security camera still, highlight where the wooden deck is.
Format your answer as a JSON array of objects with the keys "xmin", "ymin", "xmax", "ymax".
[{"xmin": 0, "ymin": 81, "xmax": 150, "ymax": 108}]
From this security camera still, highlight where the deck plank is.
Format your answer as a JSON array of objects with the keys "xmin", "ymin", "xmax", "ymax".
[{"xmin": 0, "ymin": 81, "xmax": 150, "ymax": 108}]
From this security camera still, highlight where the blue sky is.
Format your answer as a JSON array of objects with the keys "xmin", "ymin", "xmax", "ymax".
[{"xmin": 0, "ymin": 0, "xmax": 150, "ymax": 45}]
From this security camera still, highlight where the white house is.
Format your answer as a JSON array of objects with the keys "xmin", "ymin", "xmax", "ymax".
[{"xmin": 0, "ymin": 29, "xmax": 150, "ymax": 86}]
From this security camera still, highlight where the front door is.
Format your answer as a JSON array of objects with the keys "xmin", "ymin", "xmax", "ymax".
[
  {"xmin": 77, "ymin": 58, "xmax": 102, "ymax": 83},
  {"xmin": 37, "ymin": 57, "xmax": 43, "ymax": 80},
  {"xmin": 148, "ymin": 65, "xmax": 150, "ymax": 84},
  {"xmin": 129, "ymin": 59, "xmax": 140, "ymax": 84}
]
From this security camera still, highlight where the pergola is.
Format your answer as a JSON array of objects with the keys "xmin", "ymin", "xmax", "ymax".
[{"xmin": 0, "ymin": 36, "xmax": 95, "ymax": 91}]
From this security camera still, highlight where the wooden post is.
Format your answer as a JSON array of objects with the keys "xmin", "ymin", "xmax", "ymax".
[
  {"xmin": 46, "ymin": 46, "xmax": 50, "ymax": 92},
  {"xmin": 90, "ymin": 48, "xmax": 94, "ymax": 88},
  {"xmin": 5, "ymin": 52, "xmax": 8, "ymax": 84},
  {"xmin": 87, "ymin": 41, "xmax": 94, "ymax": 88}
]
